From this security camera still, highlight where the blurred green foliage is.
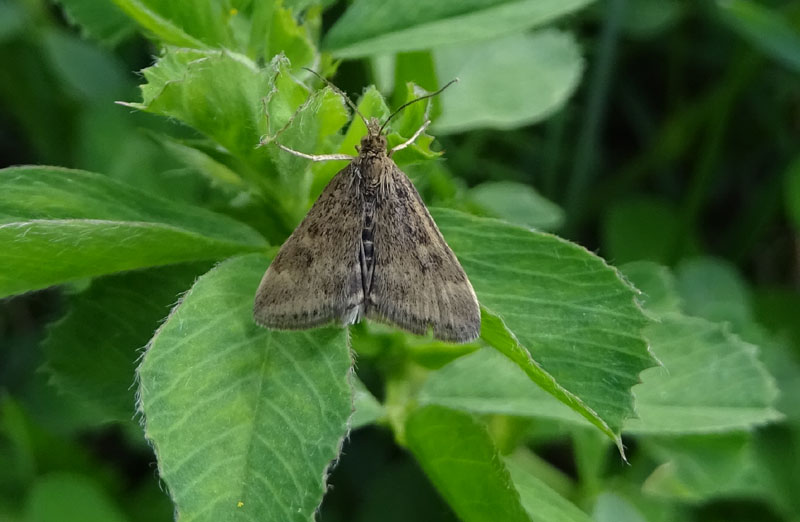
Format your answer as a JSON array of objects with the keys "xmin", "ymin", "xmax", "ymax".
[{"xmin": 1, "ymin": 0, "xmax": 799, "ymax": 521}]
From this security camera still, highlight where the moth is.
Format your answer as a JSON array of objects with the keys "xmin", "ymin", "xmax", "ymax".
[{"xmin": 254, "ymin": 76, "xmax": 480, "ymax": 343}]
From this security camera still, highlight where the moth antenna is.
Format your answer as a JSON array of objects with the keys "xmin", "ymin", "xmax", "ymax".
[
  {"xmin": 379, "ymin": 78, "xmax": 458, "ymax": 135},
  {"xmin": 302, "ymin": 67, "xmax": 370, "ymax": 129}
]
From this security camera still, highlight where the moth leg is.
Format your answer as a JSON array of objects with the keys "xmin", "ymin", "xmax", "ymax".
[{"xmin": 389, "ymin": 120, "xmax": 431, "ymax": 155}]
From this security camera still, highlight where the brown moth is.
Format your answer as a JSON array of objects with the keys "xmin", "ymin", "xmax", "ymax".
[{"xmin": 253, "ymin": 78, "xmax": 480, "ymax": 343}]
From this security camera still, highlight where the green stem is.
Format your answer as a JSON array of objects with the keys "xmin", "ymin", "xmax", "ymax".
[{"xmin": 564, "ymin": 0, "xmax": 626, "ymax": 234}]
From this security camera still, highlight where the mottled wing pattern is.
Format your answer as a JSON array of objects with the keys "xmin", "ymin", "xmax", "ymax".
[
  {"xmin": 254, "ymin": 163, "xmax": 363, "ymax": 329},
  {"xmin": 367, "ymin": 163, "xmax": 480, "ymax": 342}
]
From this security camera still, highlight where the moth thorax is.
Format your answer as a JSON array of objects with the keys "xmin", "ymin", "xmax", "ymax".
[{"xmin": 359, "ymin": 134, "xmax": 387, "ymax": 157}]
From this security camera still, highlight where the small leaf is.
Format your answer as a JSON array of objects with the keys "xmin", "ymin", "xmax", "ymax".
[
  {"xmin": 675, "ymin": 257, "xmax": 752, "ymax": 327},
  {"xmin": 137, "ymin": 254, "xmax": 353, "ymax": 521},
  {"xmin": 505, "ymin": 457, "xmax": 594, "ymax": 522},
  {"xmin": 0, "ymin": 166, "xmax": 266, "ymax": 297},
  {"xmin": 112, "ymin": 0, "xmax": 208, "ymax": 48},
  {"xmin": 469, "ymin": 180, "xmax": 565, "ymax": 231},
  {"xmin": 717, "ymin": 0, "xmax": 800, "ymax": 73},
  {"xmin": 592, "ymin": 492, "xmax": 649, "ymax": 522},
  {"xmin": 621, "ymin": 0, "xmax": 684, "ymax": 39},
  {"xmin": 641, "ymin": 433, "xmax": 757, "ymax": 502},
  {"xmin": 53, "ymin": 0, "xmax": 137, "ymax": 46},
  {"xmin": 434, "ymin": 30, "xmax": 584, "ymax": 133},
  {"xmin": 43, "ymin": 263, "xmax": 209, "ymax": 423},
  {"xmin": 619, "ymin": 261, "xmax": 682, "ymax": 317},
  {"xmin": 40, "ymin": 29, "xmax": 130, "ymax": 101},
  {"xmin": 351, "ymin": 378, "xmax": 384, "ymax": 429},
  {"xmin": 406, "ymin": 405, "xmax": 530, "ymax": 522},
  {"xmin": 25, "ymin": 472, "xmax": 128, "ymax": 522},
  {"xmin": 124, "ymin": 48, "xmax": 271, "ymax": 168},
  {"xmin": 434, "ymin": 208, "xmax": 655, "ymax": 443},
  {"xmin": 324, "ymin": 0, "xmax": 594, "ymax": 58}
]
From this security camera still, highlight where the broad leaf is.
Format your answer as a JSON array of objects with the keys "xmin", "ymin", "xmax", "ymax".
[
  {"xmin": 434, "ymin": 30, "xmax": 583, "ymax": 133},
  {"xmin": 433, "ymin": 208, "xmax": 655, "ymax": 444},
  {"xmin": 0, "ymin": 166, "xmax": 265, "ymax": 298},
  {"xmin": 641, "ymin": 433, "xmax": 761, "ymax": 502},
  {"xmin": 468, "ymin": 180, "xmax": 565, "ymax": 231},
  {"xmin": 419, "ymin": 347, "xmax": 586, "ymax": 425},
  {"xmin": 324, "ymin": 0, "xmax": 593, "ymax": 58},
  {"xmin": 627, "ymin": 314, "xmax": 782, "ymax": 433},
  {"xmin": 675, "ymin": 257, "xmax": 752, "ymax": 327},
  {"xmin": 406, "ymin": 405, "xmax": 530, "ymax": 522},
  {"xmin": 137, "ymin": 254, "xmax": 353, "ymax": 521},
  {"xmin": 420, "ymin": 262, "xmax": 781, "ymax": 434},
  {"xmin": 43, "ymin": 263, "xmax": 209, "ymax": 423}
]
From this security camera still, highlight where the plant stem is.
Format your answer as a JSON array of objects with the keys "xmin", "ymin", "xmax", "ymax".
[{"xmin": 564, "ymin": 0, "xmax": 626, "ymax": 234}]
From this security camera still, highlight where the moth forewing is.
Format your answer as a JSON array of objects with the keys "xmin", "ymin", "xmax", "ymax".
[{"xmin": 253, "ymin": 162, "xmax": 364, "ymax": 329}]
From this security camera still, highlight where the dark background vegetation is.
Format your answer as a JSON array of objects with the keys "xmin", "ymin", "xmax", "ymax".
[{"xmin": 2, "ymin": 1, "xmax": 799, "ymax": 521}]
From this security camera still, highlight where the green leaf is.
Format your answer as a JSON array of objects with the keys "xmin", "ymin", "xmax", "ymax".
[
  {"xmin": 0, "ymin": 1, "xmax": 26, "ymax": 43},
  {"xmin": 43, "ymin": 263, "xmax": 209, "ymax": 423},
  {"xmin": 112, "ymin": 0, "xmax": 208, "ymax": 47},
  {"xmin": 433, "ymin": 208, "xmax": 654, "ymax": 444},
  {"xmin": 641, "ymin": 433, "xmax": 757, "ymax": 502},
  {"xmin": 621, "ymin": 0, "xmax": 683, "ymax": 39},
  {"xmin": 112, "ymin": 0, "xmax": 229, "ymax": 48},
  {"xmin": 25, "ymin": 472, "xmax": 128, "ymax": 522},
  {"xmin": 137, "ymin": 254, "xmax": 353, "ymax": 521},
  {"xmin": 716, "ymin": 0, "xmax": 800, "ymax": 73},
  {"xmin": 40, "ymin": 29, "xmax": 131, "ymax": 101},
  {"xmin": 123, "ymin": 48, "xmax": 271, "ymax": 167},
  {"xmin": 592, "ymin": 492, "xmax": 648, "ymax": 522},
  {"xmin": 351, "ymin": 378, "xmax": 384, "ymax": 429},
  {"xmin": 419, "ymin": 347, "xmax": 589, "ymax": 425},
  {"xmin": 505, "ymin": 457, "xmax": 594, "ymax": 522},
  {"xmin": 433, "ymin": 30, "xmax": 583, "ymax": 133},
  {"xmin": 619, "ymin": 261, "xmax": 682, "ymax": 317},
  {"xmin": 420, "ymin": 314, "xmax": 782, "ymax": 433},
  {"xmin": 125, "ymin": 51, "xmax": 349, "ymax": 219},
  {"xmin": 675, "ymin": 257, "xmax": 752, "ymax": 327},
  {"xmin": 323, "ymin": 0, "xmax": 594, "ymax": 58},
  {"xmin": 53, "ymin": 0, "xmax": 137, "ymax": 46},
  {"xmin": 406, "ymin": 405, "xmax": 530, "ymax": 522},
  {"xmin": 627, "ymin": 314, "xmax": 782, "ymax": 434},
  {"xmin": 468, "ymin": 180, "xmax": 565, "ymax": 231},
  {"xmin": 0, "ymin": 166, "xmax": 266, "ymax": 298}
]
